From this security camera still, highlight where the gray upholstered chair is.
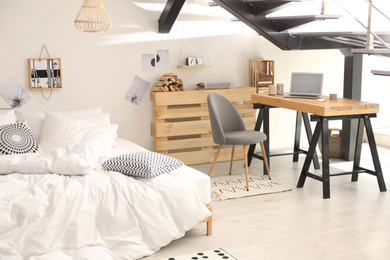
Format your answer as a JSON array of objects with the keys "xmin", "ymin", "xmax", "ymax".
[{"xmin": 207, "ymin": 92, "xmax": 271, "ymax": 191}]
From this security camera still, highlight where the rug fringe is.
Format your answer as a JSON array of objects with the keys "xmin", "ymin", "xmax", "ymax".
[
  {"xmin": 211, "ymin": 190, "xmax": 227, "ymax": 201},
  {"xmin": 210, "ymin": 173, "xmax": 291, "ymax": 201}
]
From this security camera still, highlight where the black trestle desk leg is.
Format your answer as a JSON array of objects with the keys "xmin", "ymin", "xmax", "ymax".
[
  {"xmin": 293, "ymin": 112, "xmax": 320, "ymax": 169},
  {"xmin": 352, "ymin": 118, "xmax": 364, "ymax": 182},
  {"xmin": 293, "ymin": 112, "xmax": 302, "ymax": 162},
  {"xmin": 321, "ymin": 118, "xmax": 330, "ymax": 199},
  {"xmin": 297, "ymin": 119, "xmax": 322, "ymax": 189},
  {"xmin": 302, "ymin": 113, "xmax": 321, "ymax": 170},
  {"xmin": 363, "ymin": 116, "xmax": 387, "ymax": 192},
  {"xmin": 248, "ymin": 106, "xmax": 263, "ymax": 167}
]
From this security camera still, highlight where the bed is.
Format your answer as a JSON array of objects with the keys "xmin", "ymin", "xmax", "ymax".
[{"xmin": 0, "ymin": 108, "xmax": 212, "ymax": 260}]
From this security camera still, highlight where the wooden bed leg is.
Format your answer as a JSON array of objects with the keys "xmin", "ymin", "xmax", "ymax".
[
  {"xmin": 206, "ymin": 203, "xmax": 213, "ymax": 236},
  {"xmin": 200, "ymin": 203, "xmax": 213, "ymax": 236}
]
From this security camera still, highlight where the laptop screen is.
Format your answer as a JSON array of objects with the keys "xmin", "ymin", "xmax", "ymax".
[{"xmin": 290, "ymin": 73, "xmax": 323, "ymax": 95}]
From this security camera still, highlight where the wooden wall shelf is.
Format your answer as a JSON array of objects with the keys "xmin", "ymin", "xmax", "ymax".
[{"xmin": 177, "ymin": 65, "xmax": 211, "ymax": 68}]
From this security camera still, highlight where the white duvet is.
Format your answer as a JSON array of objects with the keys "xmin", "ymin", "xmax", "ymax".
[
  {"xmin": 0, "ymin": 139, "xmax": 211, "ymax": 260},
  {"xmin": 0, "ymin": 141, "xmax": 105, "ymax": 176}
]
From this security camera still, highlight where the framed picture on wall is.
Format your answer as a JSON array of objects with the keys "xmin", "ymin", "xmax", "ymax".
[{"xmin": 29, "ymin": 58, "xmax": 62, "ymax": 89}]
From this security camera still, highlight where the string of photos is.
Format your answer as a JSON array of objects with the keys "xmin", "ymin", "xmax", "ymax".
[{"xmin": 29, "ymin": 45, "xmax": 62, "ymax": 100}]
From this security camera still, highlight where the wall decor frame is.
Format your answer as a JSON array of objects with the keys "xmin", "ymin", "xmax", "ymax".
[{"xmin": 29, "ymin": 58, "xmax": 62, "ymax": 90}]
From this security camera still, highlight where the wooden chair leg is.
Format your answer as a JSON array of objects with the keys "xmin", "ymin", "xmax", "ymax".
[
  {"xmin": 260, "ymin": 142, "xmax": 271, "ymax": 180},
  {"xmin": 209, "ymin": 145, "xmax": 222, "ymax": 176},
  {"xmin": 243, "ymin": 145, "xmax": 249, "ymax": 191},
  {"xmin": 229, "ymin": 145, "xmax": 235, "ymax": 175}
]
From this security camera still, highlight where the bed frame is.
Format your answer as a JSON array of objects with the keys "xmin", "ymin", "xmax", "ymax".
[{"xmin": 201, "ymin": 203, "xmax": 213, "ymax": 236}]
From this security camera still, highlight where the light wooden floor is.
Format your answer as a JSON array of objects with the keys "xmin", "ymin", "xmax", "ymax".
[{"xmin": 142, "ymin": 144, "xmax": 390, "ymax": 260}]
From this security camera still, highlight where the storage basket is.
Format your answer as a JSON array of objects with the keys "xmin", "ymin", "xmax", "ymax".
[{"xmin": 318, "ymin": 128, "xmax": 342, "ymax": 158}]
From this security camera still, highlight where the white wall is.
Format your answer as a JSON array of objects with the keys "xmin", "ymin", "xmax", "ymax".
[
  {"xmin": 362, "ymin": 55, "xmax": 390, "ymax": 129},
  {"xmin": 0, "ymin": 0, "xmax": 346, "ymax": 151}
]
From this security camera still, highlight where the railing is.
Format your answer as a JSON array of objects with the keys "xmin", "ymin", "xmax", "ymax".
[{"xmin": 332, "ymin": 0, "xmax": 390, "ymax": 51}]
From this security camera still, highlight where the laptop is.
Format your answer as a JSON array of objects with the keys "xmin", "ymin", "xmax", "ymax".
[{"xmin": 284, "ymin": 72, "xmax": 323, "ymax": 98}]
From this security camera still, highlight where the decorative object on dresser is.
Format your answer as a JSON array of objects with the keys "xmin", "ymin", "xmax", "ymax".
[
  {"xmin": 196, "ymin": 81, "xmax": 231, "ymax": 90},
  {"xmin": 153, "ymin": 73, "xmax": 184, "ymax": 92},
  {"xmin": 151, "ymin": 87, "xmax": 256, "ymax": 165}
]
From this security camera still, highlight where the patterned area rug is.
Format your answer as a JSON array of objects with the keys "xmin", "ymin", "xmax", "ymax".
[
  {"xmin": 211, "ymin": 173, "xmax": 291, "ymax": 201},
  {"xmin": 166, "ymin": 248, "xmax": 237, "ymax": 260}
]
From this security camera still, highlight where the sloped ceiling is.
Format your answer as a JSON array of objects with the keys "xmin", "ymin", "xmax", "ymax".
[{"xmin": 158, "ymin": 0, "xmax": 390, "ymax": 52}]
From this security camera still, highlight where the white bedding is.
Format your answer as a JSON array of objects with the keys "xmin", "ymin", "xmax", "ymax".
[
  {"xmin": 0, "ymin": 138, "xmax": 211, "ymax": 260},
  {"xmin": 0, "ymin": 140, "xmax": 105, "ymax": 175}
]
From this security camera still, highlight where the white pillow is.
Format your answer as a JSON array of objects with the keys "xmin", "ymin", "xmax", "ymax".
[
  {"xmin": 15, "ymin": 107, "xmax": 104, "ymax": 140},
  {"xmin": 0, "ymin": 122, "xmax": 40, "ymax": 155},
  {"xmin": 39, "ymin": 112, "xmax": 118, "ymax": 152},
  {"xmin": 14, "ymin": 110, "xmax": 45, "ymax": 139},
  {"xmin": 71, "ymin": 113, "xmax": 111, "ymax": 125},
  {"xmin": 101, "ymin": 151, "xmax": 184, "ymax": 178},
  {"xmin": 57, "ymin": 106, "xmax": 103, "ymax": 116},
  {"xmin": 0, "ymin": 110, "xmax": 17, "ymax": 126}
]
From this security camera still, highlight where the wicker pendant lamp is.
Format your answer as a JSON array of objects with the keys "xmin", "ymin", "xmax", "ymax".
[{"xmin": 74, "ymin": 0, "xmax": 112, "ymax": 32}]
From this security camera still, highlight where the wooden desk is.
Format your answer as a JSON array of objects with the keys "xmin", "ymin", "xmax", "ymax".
[
  {"xmin": 251, "ymin": 93, "xmax": 386, "ymax": 199},
  {"xmin": 251, "ymin": 93, "xmax": 379, "ymax": 116},
  {"xmin": 248, "ymin": 95, "xmax": 321, "ymax": 173}
]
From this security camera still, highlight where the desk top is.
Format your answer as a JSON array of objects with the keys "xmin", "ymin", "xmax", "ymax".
[{"xmin": 252, "ymin": 93, "xmax": 379, "ymax": 116}]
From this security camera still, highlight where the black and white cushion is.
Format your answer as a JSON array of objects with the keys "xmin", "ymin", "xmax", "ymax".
[
  {"xmin": 0, "ymin": 122, "xmax": 40, "ymax": 155},
  {"xmin": 102, "ymin": 151, "xmax": 184, "ymax": 178}
]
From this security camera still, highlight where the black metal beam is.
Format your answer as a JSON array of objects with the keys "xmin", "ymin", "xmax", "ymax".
[
  {"xmin": 158, "ymin": 0, "xmax": 186, "ymax": 34},
  {"xmin": 340, "ymin": 51, "xmax": 363, "ymax": 161},
  {"xmin": 214, "ymin": 0, "xmax": 287, "ymax": 49}
]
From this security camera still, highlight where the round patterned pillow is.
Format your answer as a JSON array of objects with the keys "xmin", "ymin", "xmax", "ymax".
[{"xmin": 0, "ymin": 122, "xmax": 40, "ymax": 155}]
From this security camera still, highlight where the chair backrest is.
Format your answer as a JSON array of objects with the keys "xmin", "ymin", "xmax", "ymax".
[{"xmin": 207, "ymin": 92, "xmax": 246, "ymax": 145}]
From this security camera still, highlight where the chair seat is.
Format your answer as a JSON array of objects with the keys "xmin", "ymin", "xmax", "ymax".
[{"xmin": 224, "ymin": 131, "xmax": 267, "ymax": 145}]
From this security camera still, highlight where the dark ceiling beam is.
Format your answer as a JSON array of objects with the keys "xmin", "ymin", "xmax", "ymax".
[
  {"xmin": 214, "ymin": 0, "xmax": 390, "ymax": 51},
  {"xmin": 158, "ymin": 0, "xmax": 186, "ymax": 33},
  {"xmin": 213, "ymin": 0, "xmax": 288, "ymax": 49}
]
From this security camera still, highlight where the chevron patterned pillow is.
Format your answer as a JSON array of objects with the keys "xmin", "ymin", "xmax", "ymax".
[
  {"xmin": 0, "ymin": 122, "xmax": 40, "ymax": 155},
  {"xmin": 101, "ymin": 151, "xmax": 184, "ymax": 178}
]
